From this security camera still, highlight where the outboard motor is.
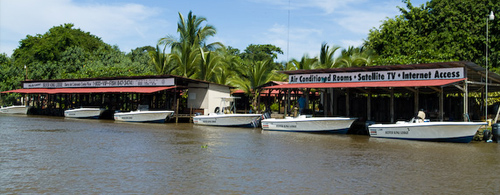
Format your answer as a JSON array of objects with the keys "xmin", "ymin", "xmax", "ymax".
[
  {"xmin": 262, "ymin": 112, "xmax": 271, "ymax": 119},
  {"xmin": 483, "ymin": 129, "xmax": 492, "ymax": 142},
  {"xmin": 492, "ymin": 123, "xmax": 500, "ymax": 143}
]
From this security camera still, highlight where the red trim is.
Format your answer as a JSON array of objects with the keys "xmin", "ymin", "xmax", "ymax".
[
  {"xmin": 1, "ymin": 86, "xmax": 175, "ymax": 94},
  {"xmin": 264, "ymin": 79, "xmax": 466, "ymax": 89}
]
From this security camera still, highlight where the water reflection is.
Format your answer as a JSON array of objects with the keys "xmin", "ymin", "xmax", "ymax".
[{"xmin": 1, "ymin": 114, "xmax": 500, "ymax": 194}]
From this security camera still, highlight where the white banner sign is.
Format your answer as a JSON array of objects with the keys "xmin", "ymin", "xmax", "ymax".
[
  {"xmin": 288, "ymin": 67, "xmax": 464, "ymax": 84},
  {"xmin": 23, "ymin": 78, "xmax": 175, "ymax": 89}
]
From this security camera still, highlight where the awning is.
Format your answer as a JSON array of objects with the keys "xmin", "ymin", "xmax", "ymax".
[
  {"xmin": 1, "ymin": 86, "xmax": 176, "ymax": 94},
  {"xmin": 263, "ymin": 79, "xmax": 466, "ymax": 89}
]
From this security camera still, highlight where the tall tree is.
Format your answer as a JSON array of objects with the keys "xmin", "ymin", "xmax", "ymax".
[
  {"xmin": 9, "ymin": 23, "xmax": 144, "ymax": 80},
  {"xmin": 150, "ymin": 45, "xmax": 175, "ymax": 75},
  {"xmin": 158, "ymin": 11, "xmax": 223, "ymax": 79},
  {"xmin": 230, "ymin": 60, "xmax": 275, "ymax": 110},
  {"xmin": 336, "ymin": 46, "xmax": 377, "ymax": 67},
  {"xmin": 365, "ymin": 0, "xmax": 499, "ymax": 67},
  {"xmin": 317, "ymin": 43, "xmax": 341, "ymax": 69},
  {"xmin": 196, "ymin": 48, "xmax": 221, "ymax": 82},
  {"xmin": 240, "ymin": 44, "xmax": 283, "ymax": 61},
  {"xmin": 13, "ymin": 23, "xmax": 108, "ymax": 66},
  {"xmin": 288, "ymin": 54, "xmax": 318, "ymax": 70}
]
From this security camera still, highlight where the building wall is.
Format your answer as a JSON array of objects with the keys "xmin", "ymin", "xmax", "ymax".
[
  {"xmin": 207, "ymin": 84, "xmax": 231, "ymax": 114},
  {"xmin": 187, "ymin": 83, "xmax": 230, "ymax": 115}
]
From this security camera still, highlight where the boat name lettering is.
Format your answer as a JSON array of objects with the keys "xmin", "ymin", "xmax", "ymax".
[
  {"xmin": 276, "ymin": 124, "xmax": 297, "ymax": 128},
  {"xmin": 384, "ymin": 131, "xmax": 409, "ymax": 134},
  {"xmin": 202, "ymin": 120, "xmax": 217, "ymax": 123}
]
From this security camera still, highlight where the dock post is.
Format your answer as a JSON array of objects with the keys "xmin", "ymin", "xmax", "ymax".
[
  {"xmin": 176, "ymin": 99, "xmax": 179, "ymax": 123},
  {"xmin": 190, "ymin": 107, "xmax": 193, "ymax": 123}
]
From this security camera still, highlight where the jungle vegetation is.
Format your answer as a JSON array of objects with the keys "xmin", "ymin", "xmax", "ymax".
[{"xmin": 1, "ymin": 1, "xmax": 499, "ymax": 107}]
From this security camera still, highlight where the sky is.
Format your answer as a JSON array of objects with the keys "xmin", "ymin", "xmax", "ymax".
[{"xmin": 0, "ymin": 0, "xmax": 428, "ymax": 62}]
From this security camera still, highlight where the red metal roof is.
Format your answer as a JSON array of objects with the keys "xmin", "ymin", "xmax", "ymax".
[
  {"xmin": 1, "ymin": 86, "xmax": 175, "ymax": 94},
  {"xmin": 263, "ymin": 79, "xmax": 466, "ymax": 89}
]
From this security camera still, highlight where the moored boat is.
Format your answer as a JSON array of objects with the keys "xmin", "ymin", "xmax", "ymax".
[
  {"xmin": 64, "ymin": 108, "xmax": 104, "ymax": 119},
  {"xmin": 368, "ymin": 120, "xmax": 486, "ymax": 143},
  {"xmin": 114, "ymin": 110, "xmax": 174, "ymax": 123},
  {"xmin": 0, "ymin": 105, "xmax": 29, "ymax": 114},
  {"xmin": 261, "ymin": 115, "xmax": 357, "ymax": 133},
  {"xmin": 193, "ymin": 113, "xmax": 263, "ymax": 127},
  {"xmin": 193, "ymin": 97, "xmax": 262, "ymax": 127}
]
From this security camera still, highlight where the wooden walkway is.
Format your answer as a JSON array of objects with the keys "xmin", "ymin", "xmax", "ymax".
[{"xmin": 173, "ymin": 113, "xmax": 194, "ymax": 123}]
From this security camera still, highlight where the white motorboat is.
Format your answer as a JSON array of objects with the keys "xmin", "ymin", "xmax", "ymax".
[
  {"xmin": 0, "ymin": 105, "xmax": 29, "ymax": 114},
  {"xmin": 64, "ymin": 108, "xmax": 105, "ymax": 119},
  {"xmin": 261, "ymin": 115, "xmax": 357, "ymax": 133},
  {"xmin": 114, "ymin": 110, "xmax": 174, "ymax": 123},
  {"xmin": 193, "ymin": 113, "xmax": 263, "ymax": 127},
  {"xmin": 368, "ymin": 119, "xmax": 486, "ymax": 143},
  {"xmin": 193, "ymin": 97, "xmax": 262, "ymax": 127}
]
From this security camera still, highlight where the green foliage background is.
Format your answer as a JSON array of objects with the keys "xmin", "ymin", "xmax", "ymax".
[
  {"xmin": 365, "ymin": 0, "xmax": 500, "ymax": 67},
  {"xmin": 2, "ymin": 1, "xmax": 500, "ymax": 106}
]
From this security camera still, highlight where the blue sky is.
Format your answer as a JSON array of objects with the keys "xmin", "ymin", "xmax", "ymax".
[{"xmin": 0, "ymin": 0, "xmax": 427, "ymax": 62}]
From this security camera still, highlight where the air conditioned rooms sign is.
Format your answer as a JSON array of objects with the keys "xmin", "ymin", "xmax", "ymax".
[{"xmin": 288, "ymin": 67, "xmax": 464, "ymax": 84}]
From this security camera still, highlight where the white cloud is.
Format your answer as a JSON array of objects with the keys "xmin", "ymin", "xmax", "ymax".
[
  {"xmin": 334, "ymin": 0, "xmax": 405, "ymax": 35},
  {"xmin": 250, "ymin": 0, "xmax": 358, "ymax": 14},
  {"xmin": 340, "ymin": 39, "xmax": 364, "ymax": 49},
  {"xmin": 0, "ymin": 0, "xmax": 169, "ymax": 55},
  {"xmin": 258, "ymin": 23, "xmax": 324, "ymax": 61},
  {"xmin": 244, "ymin": 0, "xmax": 407, "ymax": 61}
]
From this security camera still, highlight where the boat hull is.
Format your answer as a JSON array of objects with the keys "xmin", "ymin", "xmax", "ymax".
[
  {"xmin": 193, "ymin": 114, "xmax": 262, "ymax": 127},
  {"xmin": 114, "ymin": 110, "xmax": 174, "ymax": 123},
  {"xmin": 64, "ymin": 108, "xmax": 104, "ymax": 118},
  {"xmin": 0, "ymin": 106, "xmax": 29, "ymax": 114},
  {"xmin": 261, "ymin": 117, "xmax": 356, "ymax": 133},
  {"xmin": 368, "ymin": 122, "xmax": 486, "ymax": 143}
]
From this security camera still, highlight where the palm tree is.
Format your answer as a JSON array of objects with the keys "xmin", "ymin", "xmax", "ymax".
[
  {"xmin": 158, "ymin": 11, "xmax": 224, "ymax": 79},
  {"xmin": 230, "ymin": 60, "xmax": 274, "ymax": 110},
  {"xmin": 150, "ymin": 45, "xmax": 175, "ymax": 75},
  {"xmin": 196, "ymin": 47, "xmax": 221, "ymax": 82},
  {"xmin": 317, "ymin": 43, "xmax": 341, "ymax": 69},
  {"xmin": 169, "ymin": 41, "xmax": 200, "ymax": 77},
  {"xmin": 214, "ymin": 48, "xmax": 241, "ymax": 85},
  {"xmin": 288, "ymin": 54, "xmax": 318, "ymax": 70},
  {"xmin": 336, "ymin": 46, "xmax": 377, "ymax": 67}
]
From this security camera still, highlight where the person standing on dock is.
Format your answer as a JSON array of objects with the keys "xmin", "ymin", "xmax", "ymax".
[{"xmin": 298, "ymin": 95, "xmax": 306, "ymax": 114}]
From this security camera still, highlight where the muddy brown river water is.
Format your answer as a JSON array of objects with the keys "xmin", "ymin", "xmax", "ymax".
[{"xmin": 1, "ymin": 114, "xmax": 499, "ymax": 194}]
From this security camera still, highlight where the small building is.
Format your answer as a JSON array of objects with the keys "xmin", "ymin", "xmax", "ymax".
[
  {"xmin": 1, "ymin": 75, "xmax": 232, "ymax": 119},
  {"xmin": 262, "ymin": 61, "xmax": 500, "ymax": 125}
]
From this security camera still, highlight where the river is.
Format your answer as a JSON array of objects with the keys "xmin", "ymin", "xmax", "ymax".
[{"xmin": 1, "ymin": 114, "xmax": 499, "ymax": 194}]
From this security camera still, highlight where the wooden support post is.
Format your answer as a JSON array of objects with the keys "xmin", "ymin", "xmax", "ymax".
[
  {"xmin": 321, "ymin": 89, "xmax": 328, "ymax": 117},
  {"xmin": 390, "ymin": 88, "xmax": 394, "ymax": 123},
  {"xmin": 346, "ymin": 89, "xmax": 350, "ymax": 117},
  {"xmin": 464, "ymin": 80, "xmax": 469, "ymax": 121},
  {"xmin": 285, "ymin": 89, "xmax": 291, "ymax": 116},
  {"xmin": 414, "ymin": 88, "xmax": 419, "ymax": 116},
  {"xmin": 367, "ymin": 90, "xmax": 371, "ymax": 121},
  {"xmin": 440, "ymin": 87, "xmax": 444, "ymax": 121},
  {"xmin": 176, "ymin": 98, "xmax": 179, "ymax": 123},
  {"xmin": 190, "ymin": 107, "xmax": 193, "ymax": 123},
  {"xmin": 257, "ymin": 91, "xmax": 261, "ymax": 114},
  {"xmin": 331, "ymin": 88, "xmax": 336, "ymax": 116}
]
